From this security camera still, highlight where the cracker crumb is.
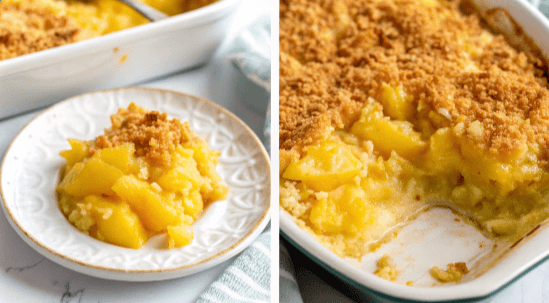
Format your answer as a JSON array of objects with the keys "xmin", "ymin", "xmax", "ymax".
[
  {"xmin": 280, "ymin": 0, "xmax": 549, "ymax": 160},
  {"xmin": 0, "ymin": 0, "xmax": 80, "ymax": 60},
  {"xmin": 93, "ymin": 102, "xmax": 194, "ymax": 167}
]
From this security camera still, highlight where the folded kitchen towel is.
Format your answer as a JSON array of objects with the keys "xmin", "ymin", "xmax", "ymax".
[
  {"xmin": 196, "ymin": 229, "xmax": 271, "ymax": 303},
  {"xmin": 229, "ymin": 16, "xmax": 271, "ymax": 93},
  {"xmin": 228, "ymin": 15, "xmax": 271, "ymax": 152}
]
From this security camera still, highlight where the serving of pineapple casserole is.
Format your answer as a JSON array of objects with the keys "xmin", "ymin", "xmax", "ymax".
[
  {"xmin": 57, "ymin": 103, "xmax": 228, "ymax": 249},
  {"xmin": 0, "ymin": 0, "xmax": 216, "ymax": 60},
  {"xmin": 280, "ymin": 0, "xmax": 549, "ymax": 261}
]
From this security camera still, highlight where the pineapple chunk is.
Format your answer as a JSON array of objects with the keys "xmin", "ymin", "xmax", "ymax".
[
  {"xmin": 60, "ymin": 139, "xmax": 89, "ymax": 168},
  {"xmin": 183, "ymin": 141, "xmax": 228, "ymax": 202},
  {"xmin": 84, "ymin": 195, "xmax": 148, "ymax": 249},
  {"xmin": 156, "ymin": 148, "xmax": 204, "ymax": 192},
  {"xmin": 459, "ymin": 140, "xmax": 540, "ymax": 194},
  {"xmin": 423, "ymin": 128, "xmax": 461, "ymax": 174},
  {"xmin": 92, "ymin": 143, "xmax": 136, "ymax": 174},
  {"xmin": 112, "ymin": 175, "xmax": 180, "ymax": 232},
  {"xmin": 58, "ymin": 158, "xmax": 124, "ymax": 198},
  {"xmin": 184, "ymin": 140, "xmax": 218, "ymax": 177},
  {"xmin": 283, "ymin": 138, "xmax": 363, "ymax": 192},
  {"xmin": 379, "ymin": 84, "xmax": 415, "ymax": 121},
  {"xmin": 310, "ymin": 184, "xmax": 374, "ymax": 235},
  {"xmin": 460, "ymin": 142, "xmax": 511, "ymax": 188},
  {"xmin": 351, "ymin": 104, "xmax": 427, "ymax": 161},
  {"xmin": 180, "ymin": 190, "xmax": 204, "ymax": 220},
  {"xmin": 167, "ymin": 217, "xmax": 194, "ymax": 248}
]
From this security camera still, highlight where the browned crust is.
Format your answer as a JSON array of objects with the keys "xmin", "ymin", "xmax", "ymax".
[
  {"xmin": 0, "ymin": 0, "xmax": 80, "ymax": 60},
  {"xmin": 0, "ymin": 0, "xmax": 218, "ymax": 61},
  {"xmin": 93, "ymin": 102, "xmax": 194, "ymax": 167},
  {"xmin": 279, "ymin": 0, "xmax": 549, "ymax": 160}
]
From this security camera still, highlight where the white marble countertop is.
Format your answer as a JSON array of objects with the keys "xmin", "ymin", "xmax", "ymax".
[{"xmin": 0, "ymin": 0, "xmax": 269, "ymax": 301}]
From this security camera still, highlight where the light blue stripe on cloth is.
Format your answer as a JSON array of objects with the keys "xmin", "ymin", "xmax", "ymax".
[
  {"xmin": 229, "ymin": 16, "xmax": 271, "ymax": 93},
  {"xmin": 196, "ymin": 230, "xmax": 271, "ymax": 303}
]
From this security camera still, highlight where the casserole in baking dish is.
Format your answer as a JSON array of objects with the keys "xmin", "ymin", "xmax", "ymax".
[
  {"xmin": 0, "ymin": 0, "xmax": 217, "ymax": 60},
  {"xmin": 0, "ymin": 0, "xmax": 243, "ymax": 119},
  {"xmin": 280, "ymin": 0, "xmax": 549, "ymax": 300}
]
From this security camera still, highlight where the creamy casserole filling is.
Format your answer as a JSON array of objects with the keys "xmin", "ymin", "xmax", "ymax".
[{"xmin": 280, "ymin": 0, "xmax": 549, "ymax": 259}]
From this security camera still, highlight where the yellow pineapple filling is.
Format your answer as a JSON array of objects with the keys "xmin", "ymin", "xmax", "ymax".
[
  {"xmin": 281, "ymin": 94, "xmax": 549, "ymax": 258},
  {"xmin": 280, "ymin": 0, "xmax": 549, "ymax": 260},
  {"xmin": 281, "ymin": 95, "xmax": 549, "ymax": 257},
  {"xmin": 57, "ymin": 103, "xmax": 228, "ymax": 249}
]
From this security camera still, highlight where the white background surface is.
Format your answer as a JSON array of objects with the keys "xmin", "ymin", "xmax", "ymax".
[
  {"xmin": 0, "ymin": 0, "xmax": 269, "ymax": 301},
  {"xmin": 3, "ymin": 0, "xmax": 549, "ymax": 301}
]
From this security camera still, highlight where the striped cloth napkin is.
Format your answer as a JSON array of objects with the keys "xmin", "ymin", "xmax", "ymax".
[
  {"xmin": 196, "ymin": 230, "xmax": 271, "ymax": 303},
  {"xmin": 195, "ymin": 16, "xmax": 271, "ymax": 303}
]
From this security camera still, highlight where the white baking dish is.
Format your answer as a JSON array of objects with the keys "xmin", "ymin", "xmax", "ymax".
[
  {"xmin": 280, "ymin": 0, "xmax": 549, "ymax": 301},
  {"xmin": 0, "ymin": 0, "xmax": 243, "ymax": 120}
]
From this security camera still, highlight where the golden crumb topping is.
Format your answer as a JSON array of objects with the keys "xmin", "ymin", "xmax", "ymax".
[
  {"xmin": 280, "ymin": 0, "xmax": 549, "ymax": 159},
  {"xmin": 94, "ymin": 102, "xmax": 194, "ymax": 166},
  {"xmin": 0, "ymin": 0, "xmax": 217, "ymax": 61},
  {"xmin": 0, "ymin": 0, "xmax": 80, "ymax": 60}
]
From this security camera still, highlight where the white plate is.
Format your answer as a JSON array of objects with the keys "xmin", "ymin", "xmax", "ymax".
[
  {"xmin": 280, "ymin": 0, "xmax": 549, "ymax": 301},
  {"xmin": 0, "ymin": 87, "xmax": 270, "ymax": 281}
]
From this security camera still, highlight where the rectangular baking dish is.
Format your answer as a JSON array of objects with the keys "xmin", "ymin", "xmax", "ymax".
[
  {"xmin": 280, "ymin": 0, "xmax": 549, "ymax": 301},
  {"xmin": 0, "ymin": 0, "xmax": 243, "ymax": 120}
]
